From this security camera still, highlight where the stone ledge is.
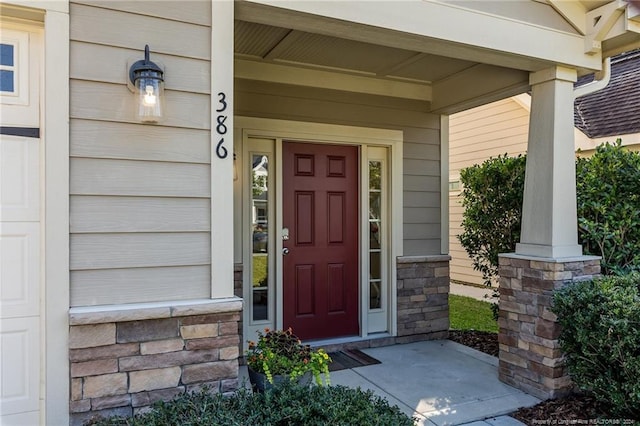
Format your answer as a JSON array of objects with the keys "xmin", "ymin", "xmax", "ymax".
[
  {"xmin": 397, "ymin": 255, "xmax": 451, "ymax": 264},
  {"xmin": 499, "ymin": 253, "xmax": 601, "ymax": 263},
  {"xmin": 70, "ymin": 298, "xmax": 243, "ymax": 325}
]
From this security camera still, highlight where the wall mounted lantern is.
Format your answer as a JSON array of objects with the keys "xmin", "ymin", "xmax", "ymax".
[{"xmin": 128, "ymin": 45, "xmax": 164, "ymax": 123}]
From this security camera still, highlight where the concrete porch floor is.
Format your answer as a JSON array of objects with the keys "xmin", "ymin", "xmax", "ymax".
[{"xmin": 240, "ymin": 339, "xmax": 540, "ymax": 425}]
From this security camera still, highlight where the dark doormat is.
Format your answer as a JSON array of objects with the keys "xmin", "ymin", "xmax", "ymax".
[{"xmin": 327, "ymin": 349, "xmax": 381, "ymax": 372}]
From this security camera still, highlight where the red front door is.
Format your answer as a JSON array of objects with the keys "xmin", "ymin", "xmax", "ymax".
[{"xmin": 283, "ymin": 142, "xmax": 359, "ymax": 340}]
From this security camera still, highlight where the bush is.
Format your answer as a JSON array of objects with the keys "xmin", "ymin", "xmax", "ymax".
[
  {"xmin": 86, "ymin": 384, "xmax": 416, "ymax": 426},
  {"xmin": 458, "ymin": 154, "xmax": 526, "ymax": 288},
  {"xmin": 458, "ymin": 154, "xmax": 526, "ymax": 318},
  {"xmin": 576, "ymin": 140, "xmax": 640, "ymax": 275},
  {"xmin": 458, "ymin": 141, "xmax": 640, "ymax": 280},
  {"xmin": 552, "ymin": 274, "xmax": 640, "ymax": 418}
]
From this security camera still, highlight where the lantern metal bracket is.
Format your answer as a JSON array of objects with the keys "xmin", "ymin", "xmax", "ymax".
[{"xmin": 128, "ymin": 45, "xmax": 164, "ymax": 87}]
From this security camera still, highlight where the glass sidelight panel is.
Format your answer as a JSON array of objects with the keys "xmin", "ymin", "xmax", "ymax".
[
  {"xmin": 369, "ymin": 160, "xmax": 383, "ymax": 310},
  {"xmin": 252, "ymin": 154, "xmax": 269, "ymax": 321}
]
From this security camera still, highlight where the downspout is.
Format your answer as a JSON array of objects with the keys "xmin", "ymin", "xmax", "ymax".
[{"xmin": 573, "ymin": 57, "xmax": 612, "ymax": 98}]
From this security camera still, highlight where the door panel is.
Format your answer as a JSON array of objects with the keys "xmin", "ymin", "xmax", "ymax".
[
  {"xmin": 327, "ymin": 264, "xmax": 346, "ymax": 312},
  {"xmin": 0, "ymin": 222, "xmax": 40, "ymax": 319},
  {"xmin": 327, "ymin": 193, "xmax": 345, "ymax": 244},
  {"xmin": 0, "ymin": 136, "xmax": 40, "ymax": 222},
  {"xmin": 295, "ymin": 192, "xmax": 314, "ymax": 245},
  {"xmin": 0, "ymin": 317, "xmax": 40, "ymax": 416},
  {"xmin": 295, "ymin": 265, "xmax": 315, "ymax": 315},
  {"xmin": 283, "ymin": 142, "xmax": 359, "ymax": 340},
  {"xmin": 0, "ymin": 26, "xmax": 42, "ymax": 424}
]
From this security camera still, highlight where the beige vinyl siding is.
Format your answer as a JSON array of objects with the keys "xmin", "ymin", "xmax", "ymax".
[
  {"xmin": 69, "ymin": 1, "xmax": 212, "ymax": 306},
  {"xmin": 70, "ymin": 197, "xmax": 210, "ymax": 233},
  {"xmin": 449, "ymin": 98, "xmax": 529, "ymax": 285},
  {"xmin": 236, "ymin": 79, "xmax": 442, "ymax": 256}
]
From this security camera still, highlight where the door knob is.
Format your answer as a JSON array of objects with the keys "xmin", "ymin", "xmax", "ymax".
[{"xmin": 282, "ymin": 248, "xmax": 290, "ymax": 255}]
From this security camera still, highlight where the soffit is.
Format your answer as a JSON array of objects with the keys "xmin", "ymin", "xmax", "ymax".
[
  {"xmin": 234, "ymin": 0, "xmax": 639, "ymax": 113},
  {"xmin": 234, "ymin": 20, "xmax": 476, "ymax": 85}
]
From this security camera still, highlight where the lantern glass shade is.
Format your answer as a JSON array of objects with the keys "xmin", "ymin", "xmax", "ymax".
[
  {"xmin": 133, "ymin": 71, "xmax": 164, "ymax": 123},
  {"xmin": 128, "ymin": 45, "xmax": 165, "ymax": 123}
]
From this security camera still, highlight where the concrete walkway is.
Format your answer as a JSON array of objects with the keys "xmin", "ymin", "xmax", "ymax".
[
  {"xmin": 450, "ymin": 282, "xmax": 496, "ymax": 303},
  {"xmin": 239, "ymin": 340, "xmax": 539, "ymax": 425}
]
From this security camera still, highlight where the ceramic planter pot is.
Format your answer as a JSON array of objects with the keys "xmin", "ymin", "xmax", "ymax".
[{"xmin": 247, "ymin": 366, "xmax": 312, "ymax": 392}]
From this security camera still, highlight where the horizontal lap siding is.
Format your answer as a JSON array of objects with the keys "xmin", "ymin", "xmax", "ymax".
[
  {"xmin": 236, "ymin": 79, "xmax": 441, "ymax": 256},
  {"xmin": 69, "ymin": 2, "xmax": 212, "ymax": 306},
  {"xmin": 70, "ymin": 266, "xmax": 211, "ymax": 308},
  {"xmin": 70, "ymin": 196, "xmax": 210, "ymax": 233},
  {"xmin": 449, "ymin": 98, "xmax": 529, "ymax": 285}
]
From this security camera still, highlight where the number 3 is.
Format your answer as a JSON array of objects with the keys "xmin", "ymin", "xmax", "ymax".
[{"xmin": 216, "ymin": 92, "xmax": 227, "ymax": 113}]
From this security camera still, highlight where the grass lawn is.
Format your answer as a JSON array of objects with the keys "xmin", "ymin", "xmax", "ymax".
[
  {"xmin": 252, "ymin": 254, "xmax": 267, "ymax": 286},
  {"xmin": 449, "ymin": 294, "xmax": 498, "ymax": 333}
]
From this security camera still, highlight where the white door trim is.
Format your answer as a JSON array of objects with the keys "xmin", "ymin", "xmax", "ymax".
[
  {"xmin": 43, "ymin": 8, "xmax": 70, "ymax": 424},
  {"xmin": 237, "ymin": 117, "xmax": 403, "ymax": 344}
]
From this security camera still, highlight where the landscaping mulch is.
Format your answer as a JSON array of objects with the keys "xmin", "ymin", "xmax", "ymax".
[
  {"xmin": 448, "ymin": 330, "xmax": 636, "ymax": 425},
  {"xmin": 511, "ymin": 394, "xmax": 623, "ymax": 425},
  {"xmin": 448, "ymin": 329, "xmax": 498, "ymax": 357}
]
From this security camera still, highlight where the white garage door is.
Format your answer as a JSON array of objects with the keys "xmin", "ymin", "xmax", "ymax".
[{"xmin": 1, "ymin": 26, "xmax": 43, "ymax": 425}]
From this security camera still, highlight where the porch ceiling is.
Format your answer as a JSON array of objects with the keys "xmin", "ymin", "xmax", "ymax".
[
  {"xmin": 235, "ymin": 20, "xmax": 476, "ymax": 85},
  {"xmin": 234, "ymin": 17, "xmax": 530, "ymax": 114},
  {"xmin": 234, "ymin": 0, "xmax": 640, "ymax": 114}
]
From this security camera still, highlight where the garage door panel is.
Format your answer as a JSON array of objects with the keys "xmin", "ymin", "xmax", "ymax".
[
  {"xmin": 0, "ymin": 222, "xmax": 40, "ymax": 318},
  {"xmin": 0, "ymin": 24, "xmax": 43, "ymax": 425},
  {"xmin": 0, "ymin": 317, "xmax": 40, "ymax": 416},
  {"xmin": 0, "ymin": 135, "xmax": 40, "ymax": 222}
]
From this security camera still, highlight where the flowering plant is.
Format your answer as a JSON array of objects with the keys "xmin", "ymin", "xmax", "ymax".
[{"xmin": 246, "ymin": 328, "xmax": 331, "ymax": 386}]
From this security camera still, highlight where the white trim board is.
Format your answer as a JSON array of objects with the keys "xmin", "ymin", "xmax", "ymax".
[{"xmin": 236, "ymin": 116, "xmax": 403, "ymax": 344}]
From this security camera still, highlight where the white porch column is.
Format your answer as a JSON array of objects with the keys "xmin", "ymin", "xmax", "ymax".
[
  {"xmin": 211, "ymin": 0, "xmax": 235, "ymax": 297},
  {"xmin": 515, "ymin": 67, "xmax": 583, "ymax": 259}
]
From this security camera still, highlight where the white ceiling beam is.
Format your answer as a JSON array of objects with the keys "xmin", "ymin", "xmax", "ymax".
[
  {"xmin": 263, "ymin": 30, "xmax": 300, "ymax": 60},
  {"xmin": 548, "ymin": 0, "xmax": 587, "ymax": 35},
  {"xmin": 430, "ymin": 64, "xmax": 529, "ymax": 114},
  {"xmin": 374, "ymin": 53, "xmax": 427, "ymax": 78},
  {"xmin": 235, "ymin": 59, "xmax": 432, "ymax": 101},
  {"xmin": 238, "ymin": 0, "xmax": 602, "ymax": 72}
]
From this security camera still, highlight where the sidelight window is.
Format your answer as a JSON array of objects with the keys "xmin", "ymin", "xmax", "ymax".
[
  {"xmin": 369, "ymin": 161, "xmax": 383, "ymax": 310},
  {"xmin": 251, "ymin": 154, "xmax": 270, "ymax": 321}
]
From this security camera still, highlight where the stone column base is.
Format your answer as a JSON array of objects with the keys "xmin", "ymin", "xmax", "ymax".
[
  {"xmin": 498, "ymin": 254, "xmax": 600, "ymax": 400},
  {"xmin": 396, "ymin": 255, "xmax": 450, "ymax": 342}
]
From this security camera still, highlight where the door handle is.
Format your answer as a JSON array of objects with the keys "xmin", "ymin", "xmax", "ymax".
[{"xmin": 282, "ymin": 248, "xmax": 290, "ymax": 255}]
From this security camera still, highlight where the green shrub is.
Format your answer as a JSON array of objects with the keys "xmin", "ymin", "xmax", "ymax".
[
  {"xmin": 552, "ymin": 274, "xmax": 640, "ymax": 418},
  {"xmin": 458, "ymin": 141, "xmax": 640, "ymax": 281},
  {"xmin": 86, "ymin": 384, "xmax": 416, "ymax": 426},
  {"xmin": 576, "ymin": 140, "xmax": 640, "ymax": 275},
  {"xmin": 458, "ymin": 154, "xmax": 526, "ymax": 288},
  {"xmin": 458, "ymin": 154, "xmax": 526, "ymax": 318}
]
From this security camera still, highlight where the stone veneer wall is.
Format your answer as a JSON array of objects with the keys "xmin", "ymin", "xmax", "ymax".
[
  {"xmin": 498, "ymin": 255, "xmax": 600, "ymax": 400},
  {"xmin": 68, "ymin": 299, "xmax": 242, "ymax": 425},
  {"xmin": 396, "ymin": 255, "xmax": 450, "ymax": 342}
]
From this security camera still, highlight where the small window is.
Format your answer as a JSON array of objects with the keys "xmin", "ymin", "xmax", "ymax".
[
  {"xmin": 369, "ymin": 160, "xmax": 383, "ymax": 310},
  {"xmin": 0, "ymin": 43, "xmax": 16, "ymax": 93},
  {"xmin": 449, "ymin": 180, "xmax": 461, "ymax": 191},
  {"xmin": 251, "ymin": 154, "xmax": 270, "ymax": 321}
]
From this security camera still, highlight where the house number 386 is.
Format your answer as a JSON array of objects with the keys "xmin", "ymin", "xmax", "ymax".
[{"xmin": 215, "ymin": 92, "xmax": 228, "ymax": 159}]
